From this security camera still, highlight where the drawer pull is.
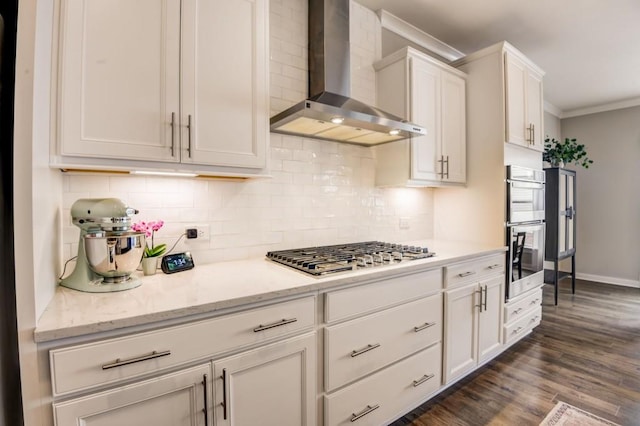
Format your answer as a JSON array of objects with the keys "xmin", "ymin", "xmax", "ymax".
[
  {"xmin": 253, "ymin": 318, "xmax": 297, "ymax": 332},
  {"xmin": 530, "ymin": 316, "xmax": 540, "ymax": 323},
  {"xmin": 487, "ymin": 264, "xmax": 502, "ymax": 269},
  {"xmin": 458, "ymin": 271, "xmax": 476, "ymax": 278},
  {"xmin": 513, "ymin": 308, "xmax": 523, "ymax": 315},
  {"xmin": 530, "ymin": 298, "xmax": 540, "ymax": 305},
  {"xmin": 351, "ymin": 343, "xmax": 381, "ymax": 358},
  {"xmin": 412, "ymin": 373, "xmax": 435, "ymax": 387},
  {"xmin": 512, "ymin": 326, "xmax": 523, "ymax": 335},
  {"xmin": 350, "ymin": 404, "xmax": 380, "ymax": 422},
  {"xmin": 101, "ymin": 350, "xmax": 171, "ymax": 370},
  {"xmin": 414, "ymin": 322, "xmax": 436, "ymax": 332}
]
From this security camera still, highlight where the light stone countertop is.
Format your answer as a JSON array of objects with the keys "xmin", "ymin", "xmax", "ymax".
[{"xmin": 34, "ymin": 240, "xmax": 506, "ymax": 343}]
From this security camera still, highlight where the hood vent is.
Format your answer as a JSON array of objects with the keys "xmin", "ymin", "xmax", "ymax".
[{"xmin": 269, "ymin": 0, "xmax": 426, "ymax": 145}]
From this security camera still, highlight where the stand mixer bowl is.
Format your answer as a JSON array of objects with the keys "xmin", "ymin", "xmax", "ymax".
[{"xmin": 84, "ymin": 231, "xmax": 146, "ymax": 282}]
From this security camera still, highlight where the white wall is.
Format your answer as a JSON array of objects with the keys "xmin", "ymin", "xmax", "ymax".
[
  {"xmin": 58, "ymin": 0, "xmax": 435, "ymax": 276},
  {"xmin": 561, "ymin": 106, "xmax": 640, "ymax": 286},
  {"xmin": 544, "ymin": 111, "xmax": 561, "ymax": 141}
]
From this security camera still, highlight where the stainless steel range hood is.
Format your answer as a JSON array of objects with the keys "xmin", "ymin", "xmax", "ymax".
[{"xmin": 270, "ymin": 0, "xmax": 426, "ymax": 145}]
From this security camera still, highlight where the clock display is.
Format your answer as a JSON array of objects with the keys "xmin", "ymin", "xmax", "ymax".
[{"xmin": 161, "ymin": 252, "xmax": 195, "ymax": 274}]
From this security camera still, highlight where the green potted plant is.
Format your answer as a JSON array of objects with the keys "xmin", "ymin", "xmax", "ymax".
[{"xmin": 543, "ymin": 137, "xmax": 593, "ymax": 168}]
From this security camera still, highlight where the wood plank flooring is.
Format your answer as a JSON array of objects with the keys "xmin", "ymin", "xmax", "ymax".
[{"xmin": 391, "ymin": 279, "xmax": 640, "ymax": 426}]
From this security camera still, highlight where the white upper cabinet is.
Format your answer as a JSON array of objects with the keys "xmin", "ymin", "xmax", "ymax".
[
  {"xmin": 56, "ymin": 0, "xmax": 268, "ymax": 175},
  {"xmin": 374, "ymin": 47, "xmax": 467, "ymax": 187},
  {"xmin": 505, "ymin": 50, "xmax": 544, "ymax": 152}
]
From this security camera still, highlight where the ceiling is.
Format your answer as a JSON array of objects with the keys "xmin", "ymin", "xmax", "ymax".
[{"xmin": 356, "ymin": 0, "xmax": 640, "ymax": 116}]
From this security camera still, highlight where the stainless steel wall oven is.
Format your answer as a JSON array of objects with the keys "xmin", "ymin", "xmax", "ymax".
[{"xmin": 506, "ymin": 166, "xmax": 545, "ymax": 301}]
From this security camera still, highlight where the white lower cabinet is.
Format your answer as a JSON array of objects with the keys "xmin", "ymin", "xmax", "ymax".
[
  {"xmin": 53, "ymin": 363, "xmax": 211, "ymax": 426},
  {"xmin": 212, "ymin": 332, "xmax": 316, "ymax": 426},
  {"xmin": 504, "ymin": 286, "xmax": 543, "ymax": 345},
  {"xmin": 325, "ymin": 344, "xmax": 441, "ymax": 426},
  {"xmin": 443, "ymin": 275, "xmax": 504, "ymax": 384}
]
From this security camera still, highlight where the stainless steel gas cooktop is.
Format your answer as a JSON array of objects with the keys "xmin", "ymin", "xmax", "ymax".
[{"xmin": 266, "ymin": 241, "xmax": 435, "ymax": 276}]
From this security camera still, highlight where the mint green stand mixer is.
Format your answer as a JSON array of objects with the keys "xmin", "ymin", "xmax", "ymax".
[{"xmin": 60, "ymin": 198, "xmax": 146, "ymax": 293}]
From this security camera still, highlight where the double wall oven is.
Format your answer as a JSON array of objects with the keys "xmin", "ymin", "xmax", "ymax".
[{"xmin": 506, "ymin": 166, "xmax": 545, "ymax": 301}]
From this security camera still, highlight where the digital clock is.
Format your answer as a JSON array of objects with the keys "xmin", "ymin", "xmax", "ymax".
[{"xmin": 161, "ymin": 252, "xmax": 195, "ymax": 274}]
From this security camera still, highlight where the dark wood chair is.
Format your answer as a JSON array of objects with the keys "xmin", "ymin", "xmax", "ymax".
[{"xmin": 512, "ymin": 232, "xmax": 526, "ymax": 280}]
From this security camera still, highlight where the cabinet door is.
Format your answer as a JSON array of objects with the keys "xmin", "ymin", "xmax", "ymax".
[
  {"xmin": 53, "ymin": 364, "xmax": 210, "ymax": 426},
  {"xmin": 58, "ymin": 0, "xmax": 180, "ymax": 162},
  {"xmin": 477, "ymin": 275, "xmax": 504, "ymax": 363},
  {"xmin": 213, "ymin": 333, "xmax": 316, "ymax": 426},
  {"xmin": 504, "ymin": 53, "xmax": 527, "ymax": 147},
  {"xmin": 409, "ymin": 58, "xmax": 440, "ymax": 181},
  {"xmin": 526, "ymin": 69, "xmax": 544, "ymax": 151},
  {"xmin": 443, "ymin": 283, "xmax": 479, "ymax": 384},
  {"xmin": 440, "ymin": 71, "xmax": 466, "ymax": 183},
  {"xmin": 181, "ymin": 0, "xmax": 268, "ymax": 168}
]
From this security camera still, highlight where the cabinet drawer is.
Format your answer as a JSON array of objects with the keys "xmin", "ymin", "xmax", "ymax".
[
  {"xmin": 325, "ymin": 344, "xmax": 442, "ymax": 426},
  {"xmin": 445, "ymin": 254, "xmax": 505, "ymax": 289},
  {"xmin": 50, "ymin": 296, "xmax": 315, "ymax": 396},
  {"xmin": 325, "ymin": 294, "xmax": 442, "ymax": 392},
  {"xmin": 325, "ymin": 268, "xmax": 442, "ymax": 323},
  {"xmin": 504, "ymin": 305, "xmax": 542, "ymax": 345},
  {"xmin": 504, "ymin": 287, "xmax": 542, "ymax": 323}
]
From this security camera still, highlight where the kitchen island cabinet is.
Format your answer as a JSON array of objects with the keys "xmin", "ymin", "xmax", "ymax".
[
  {"xmin": 54, "ymin": 0, "xmax": 269, "ymax": 176},
  {"xmin": 374, "ymin": 47, "xmax": 467, "ymax": 186}
]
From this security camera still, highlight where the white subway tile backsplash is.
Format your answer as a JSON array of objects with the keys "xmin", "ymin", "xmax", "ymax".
[{"xmin": 60, "ymin": 0, "xmax": 435, "ymax": 266}]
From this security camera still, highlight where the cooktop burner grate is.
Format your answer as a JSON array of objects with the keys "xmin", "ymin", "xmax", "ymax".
[{"xmin": 266, "ymin": 241, "xmax": 435, "ymax": 276}]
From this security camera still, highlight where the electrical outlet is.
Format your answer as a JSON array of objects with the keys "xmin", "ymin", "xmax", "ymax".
[
  {"xmin": 185, "ymin": 224, "xmax": 210, "ymax": 242},
  {"xmin": 399, "ymin": 217, "xmax": 410, "ymax": 229}
]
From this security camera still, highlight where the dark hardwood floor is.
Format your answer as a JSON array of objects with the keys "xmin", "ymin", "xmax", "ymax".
[{"xmin": 392, "ymin": 279, "xmax": 640, "ymax": 426}]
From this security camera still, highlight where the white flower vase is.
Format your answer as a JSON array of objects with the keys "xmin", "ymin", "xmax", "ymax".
[{"xmin": 141, "ymin": 257, "xmax": 158, "ymax": 276}]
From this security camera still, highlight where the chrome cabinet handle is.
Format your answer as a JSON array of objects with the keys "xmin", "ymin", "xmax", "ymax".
[
  {"xmin": 187, "ymin": 114, "xmax": 192, "ymax": 158},
  {"xmin": 531, "ymin": 124, "xmax": 535, "ymax": 145},
  {"xmin": 101, "ymin": 350, "xmax": 171, "ymax": 370},
  {"xmin": 350, "ymin": 404, "xmax": 380, "ymax": 422},
  {"xmin": 530, "ymin": 315, "xmax": 540, "ymax": 323},
  {"xmin": 513, "ymin": 307, "xmax": 523, "ymax": 315},
  {"xmin": 458, "ymin": 271, "xmax": 476, "ymax": 278},
  {"xmin": 530, "ymin": 298, "xmax": 540, "ymax": 305},
  {"xmin": 483, "ymin": 285, "xmax": 488, "ymax": 311},
  {"xmin": 202, "ymin": 374, "xmax": 208, "ymax": 425},
  {"xmin": 445, "ymin": 155, "xmax": 449, "ymax": 178},
  {"xmin": 487, "ymin": 264, "xmax": 502, "ymax": 270},
  {"xmin": 253, "ymin": 318, "xmax": 297, "ymax": 332},
  {"xmin": 220, "ymin": 369, "xmax": 228, "ymax": 420},
  {"xmin": 512, "ymin": 326, "xmax": 523, "ymax": 335},
  {"xmin": 170, "ymin": 112, "xmax": 175, "ymax": 156},
  {"xmin": 475, "ymin": 289, "xmax": 483, "ymax": 313},
  {"xmin": 412, "ymin": 373, "xmax": 435, "ymax": 387},
  {"xmin": 437, "ymin": 156, "xmax": 444, "ymax": 179},
  {"xmin": 351, "ymin": 343, "xmax": 381, "ymax": 358},
  {"xmin": 414, "ymin": 322, "xmax": 436, "ymax": 332}
]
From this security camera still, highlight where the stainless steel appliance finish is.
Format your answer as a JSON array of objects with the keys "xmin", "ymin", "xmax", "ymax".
[
  {"xmin": 267, "ymin": 241, "xmax": 435, "ymax": 276},
  {"xmin": 269, "ymin": 0, "xmax": 426, "ymax": 145},
  {"xmin": 506, "ymin": 222, "xmax": 545, "ymax": 300},
  {"xmin": 506, "ymin": 165, "xmax": 546, "ymax": 224},
  {"xmin": 60, "ymin": 198, "xmax": 146, "ymax": 293},
  {"xmin": 505, "ymin": 166, "xmax": 546, "ymax": 301}
]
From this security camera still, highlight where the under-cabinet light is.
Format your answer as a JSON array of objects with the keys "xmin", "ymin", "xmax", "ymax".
[{"xmin": 130, "ymin": 171, "xmax": 198, "ymax": 178}]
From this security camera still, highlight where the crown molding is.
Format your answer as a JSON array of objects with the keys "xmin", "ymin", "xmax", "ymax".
[
  {"xmin": 562, "ymin": 96, "xmax": 640, "ymax": 119},
  {"xmin": 376, "ymin": 9, "xmax": 464, "ymax": 62},
  {"xmin": 544, "ymin": 101, "xmax": 562, "ymax": 118}
]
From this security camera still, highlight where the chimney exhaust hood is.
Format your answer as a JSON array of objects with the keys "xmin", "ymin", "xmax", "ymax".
[{"xmin": 269, "ymin": 0, "xmax": 426, "ymax": 145}]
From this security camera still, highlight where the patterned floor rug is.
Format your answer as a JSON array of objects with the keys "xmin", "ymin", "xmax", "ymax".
[{"xmin": 540, "ymin": 401, "xmax": 620, "ymax": 426}]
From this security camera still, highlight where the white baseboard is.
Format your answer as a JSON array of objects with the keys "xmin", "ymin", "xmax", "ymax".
[{"xmin": 576, "ymin": 273, "xmax": 640, "ymax": 288}]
